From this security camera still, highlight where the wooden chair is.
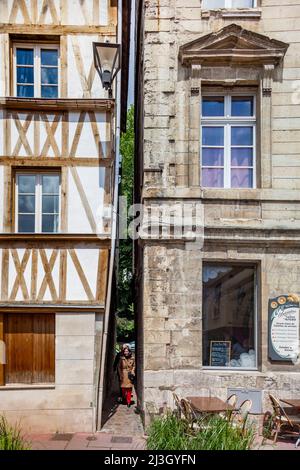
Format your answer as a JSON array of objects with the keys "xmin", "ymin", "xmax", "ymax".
[
  {"xmin": 269, "ymin": 394, "xmax": 300, "ymax": 444},
  {"xmin": 225, "ymin": 394, "xmax": 237, "ymax": 422},
  {"xmin": 180, "ymin": 398, "xmax": 201, "ymax": 430},
  {"xmin": 232, "ymin": 399, "xmax": 252, "ymax": 435},
  {"xmin": 172, "ymin": 392, "xmax": 183, "ymax": 419}
]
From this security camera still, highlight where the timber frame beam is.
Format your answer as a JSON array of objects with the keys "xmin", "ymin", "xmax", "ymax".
[{"xmin": 0, "ymin": 98, "xmax": 114, "ymax": 112}]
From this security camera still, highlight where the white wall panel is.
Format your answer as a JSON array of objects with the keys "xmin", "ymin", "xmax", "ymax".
[{"xmin": 0, "ymin": 166, "xmax": 4, "ymax": 232}]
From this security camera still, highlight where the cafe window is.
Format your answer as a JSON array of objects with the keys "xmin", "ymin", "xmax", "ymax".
[
  {"xmin": 201, "ymin": 94, "xmax": 256, "ymax": 188},
  {"xmin": 202, "ymin": 263, "xmax": 257, "ymax": 369},
  {"xmin": 0, "ymin": 313, "xmax": 55, "ymax": 385},
  {"xmin": 202, "ymin": 0, "xmax": 256, "ymax": 8},
  {"xmin": 13, "ymin": 44, "xmax": 59, "ymax": 98}
]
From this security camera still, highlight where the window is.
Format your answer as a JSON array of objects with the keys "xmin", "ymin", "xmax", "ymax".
[
  {"xmin": 202, "ymin": 0, "xmax": 256, "ymax": 8},
  {"xmin": 14, "ymin": 44, "xmax": 59, "ymax": 98},
  {"xmin": 202, "ymin": 263, "xmax": 257, "ymax": 369},
  {"xmin": 1, "ymin": 313, "xmax": 55, "ymax": 385},
  {"xmin": 201, "ymin": 94, "xmax": 256, "ymax": 188},
  {"xmin": 16, "ymin": 172, "xmax": 60, "ymax": 233}
]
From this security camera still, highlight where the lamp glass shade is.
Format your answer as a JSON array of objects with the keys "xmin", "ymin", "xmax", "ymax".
[{"xmin": 93, "ymin": 42, "xmax": 121, "ymax": 90}]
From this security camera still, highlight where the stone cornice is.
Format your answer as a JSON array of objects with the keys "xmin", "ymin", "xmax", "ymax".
[{"xmin": 179, "ymin": 24, "xmax": 289, "ymax": 68}]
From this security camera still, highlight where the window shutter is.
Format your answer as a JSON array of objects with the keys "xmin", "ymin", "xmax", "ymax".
[{"xmin": 5, "ymin": 313, "xmax": 55, "ymax": 384}]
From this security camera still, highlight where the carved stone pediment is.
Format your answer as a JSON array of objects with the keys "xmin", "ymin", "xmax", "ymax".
[{"xmin": 179, "ymin": 24, "xmax": 289, "ymax": 67}]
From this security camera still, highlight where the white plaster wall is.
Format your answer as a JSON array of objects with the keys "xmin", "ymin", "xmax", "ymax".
[
  {"xmin": 67, "ymin": 35, "xmax": 108, "ymax": 99},
  {"xmin": 0, "ymin": 35, "xmax": 5, "ymax": 97},
  {"xmin": 10, "ymin": 112, "xmax": 35, "ymax": 157},
  {"xmin": 68, "ymin": 111, "xmax": 107, "ymax": 157},
  {"xmin": 0, "ymin": 312, "xmax": 103, "ymax": 433},
  {"xmin": 67, "ymin": 166, "xmax": 106, "ymax": 233}
]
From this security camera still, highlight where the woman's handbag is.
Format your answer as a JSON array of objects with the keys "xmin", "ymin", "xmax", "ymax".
[{"xmin": 128, "ymin": 372, "xmax": 135, "ymax": 384}]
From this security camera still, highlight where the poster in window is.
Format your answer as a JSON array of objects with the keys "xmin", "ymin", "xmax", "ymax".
[
  {"xmin": 268, "ymin": 294, "xmax": 300, "ymax": 362},
  {"xmin": 209, "ymin": 341, "xmax": 231, "ymax": 367}
]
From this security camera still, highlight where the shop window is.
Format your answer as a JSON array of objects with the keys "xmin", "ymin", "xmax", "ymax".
[
  {"xmin": 201, "ymin": 94, "xmax": 256, "ymax": 188},
  {"xmin": 202, "ymin": 263, "xmax": 257, "ymax": 369},
  {"xmin": 0, "ymin": 313, "xmax": 55, "ymax": 385}
]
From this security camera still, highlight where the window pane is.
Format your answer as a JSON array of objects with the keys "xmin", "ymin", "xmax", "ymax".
[
  {"xmin": 17, "ymin": 85, "xmax": 34, "ymax": 97},
  {"xmin": 17, "ymin": 67, "xmax": 34, "ymax": 84},
  {"xmin": 16, "ymin": 48, "xmax": 34, "ymax": 65},
  {"xmin": 42, "ymin": 195, "xmax": 59, "ymax": 213},
  {"xmin": 42, "ymin": 214, "xmax": 59, "ymax": 233},
  {"xmin": 231, "ymin": 148, "xmax": 253, "ymax": 167},
  {"xmin": 231, "ymin": 126, "xmax": 253, "ymax": 146},
  {"xmin": 18, "ymin": 195, "xmax": 35, "ymax": 213},
  {"xmin": 202, "ymin": 264, "xmax": 256, "ymax": 368},
  {"xmin": 232, "ymin": 0, "xmax": 254, "ymax": 7},
  {"xmin": 41, "ymin": 86, "xmax": 58, "ymax": 98},
  {"xmin": 18, "ymin": 175, "xmax": 36, "ymax": 193},
  {"xmin": 202, "ymin": 0, "xmax": 224, "ymax": 7},
  {"xmin": 202, "ymin": 168, "xmax": 224, "ymax": 188},
  {"xmin": 41, "ymin": 49, "xmax": 58, "ymax": 66},
  {"xmin": 18, "ymin": 214, "xmax": 35, "ymax": 232},
  {"xmin": 231, "ymin": 168, "xmax": 253, "ymax": 188},
  {"xmin": 41, "ymin": 67, "xmax": 58, "ymax": 85},
  {"xmin": 202, "ymin": 97, "xmax": 224, "ymax": 117},
  {"xmin": 231, "ymin": 96, "xmax": 254, "ymax": 117},
  {"xmin": 42, "ymin": 175, "xmax": 60, "ymax": 194},
  {"xmin": 202, "ymin": 148, "xmax": 224, "ymax": 166},
  {"xmin": 202, "ymin": 127, "xmax": 224, "ymax": 146}
]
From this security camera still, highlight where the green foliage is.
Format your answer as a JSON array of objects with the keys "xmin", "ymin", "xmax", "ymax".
[
  {"xmin": 117, "ymin": 106, "xmax": 134, "ymax": 342},
  {"xmin": 146, "ymin": 413, "xmax": 255, "ymax": 451},
  {"xmin": 0, "ymin": 416, "xmax": 30, "ymax": 450}
]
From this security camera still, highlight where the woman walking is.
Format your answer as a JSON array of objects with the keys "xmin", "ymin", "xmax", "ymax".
[{"xmin": 117, "ymin": 344, "xmax": 135, "ymax": 407}]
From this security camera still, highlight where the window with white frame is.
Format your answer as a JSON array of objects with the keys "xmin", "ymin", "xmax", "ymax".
[
  {"xmin": 14, "ymin": 44, "xmax": 59, "ymax": 98},
  {"xmin": 201, "ymin": 94, "xmax": 256, "ymax": 188},
  {"xmin": 16, "ymin": 173, "xmax": 60, "ymax": 233},
  {"xmin": 202, "ymin": 0, "xmax": 256, "ymax": 8}
]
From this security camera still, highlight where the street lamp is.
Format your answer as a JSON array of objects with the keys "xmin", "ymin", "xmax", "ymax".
[{"xmin": 93, "ymin": 42, "xmax": 121, "ymax": 98}]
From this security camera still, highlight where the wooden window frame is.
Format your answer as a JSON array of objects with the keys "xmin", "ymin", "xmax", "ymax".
[
  {"xmin": 201, "ymin": 92, "xmax": 257, "ymax": 189},
  {"xmin": 15, "ymin": 170, "xmax": 61, "ymax": 234},
  {"xmin": 13, "ymin": 43, "xmax": 60, "ymax": 98}
]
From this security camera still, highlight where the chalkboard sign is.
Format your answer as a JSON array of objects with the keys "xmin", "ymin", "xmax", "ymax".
[
  {"xmin": 268, "ymin": 294, "xmax": 300, "ymax": 362},
  {"xmin": 210, "ymin": 341, "xmax": 231, "ymax": 367}
]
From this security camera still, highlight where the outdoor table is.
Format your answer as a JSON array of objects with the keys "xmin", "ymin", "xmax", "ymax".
[{"xmin": 186, "ymin": 396, "xmax": 234, "ymax": 414}]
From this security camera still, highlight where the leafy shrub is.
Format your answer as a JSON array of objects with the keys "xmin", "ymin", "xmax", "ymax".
[
  {"xmin": 147, "ymin": 412, "xmax": 255, "ymax": 451},
  {"xmin": 0, "ymin": 416, "xmax": 30, "ymax": 450}
]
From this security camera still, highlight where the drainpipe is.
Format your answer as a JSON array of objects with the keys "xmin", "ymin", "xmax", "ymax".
[{"xmin": 95, "ymin": 0, "xmax": 122, "ymax": 431}]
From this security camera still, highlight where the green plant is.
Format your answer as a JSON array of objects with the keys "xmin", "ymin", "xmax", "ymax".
[
  {"xmin": 146, "ymin": 412, "xmax": 255, "ymax": 451},
  {"xmin": 0, "ymin": 416, "xmax": 30, "ymax": 450}
]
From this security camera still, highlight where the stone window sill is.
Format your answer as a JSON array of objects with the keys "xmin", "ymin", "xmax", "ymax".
[
  {"xmin": 0, "ymin": 383, "xmax": 55, "ymax": 390},
  {"xmin": 201, "ymin": 9, "xmax": 262, "ymax": 19}
]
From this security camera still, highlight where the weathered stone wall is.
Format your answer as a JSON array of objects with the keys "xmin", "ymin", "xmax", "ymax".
[{"xmin": 136, "ymin": 0, "xmax": 300, "ymax": 423}]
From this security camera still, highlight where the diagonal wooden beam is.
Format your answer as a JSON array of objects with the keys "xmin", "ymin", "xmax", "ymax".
[
  {"xmin": 10, "ymin": 249, "xmax": 31, "ymax": 301},
  {"xmin": 69, "ymin": 111, "xmax": 85, "ymax": 157},
  {"xmin": 68, "ymin": 249, "xmax": 94, "ymax": 301},
  {"xmin": 12, "ymin": 113, "xmax": 33, "ymax": 156},
  {"xmin": 70, "ymin": 167, "xmax": 97, "ymax": 233},
  {"xmin": 40, "ymin": 113, "xmax": 61, "ymax": 157},
  {"xmin": 88, "ymin": 111, "xmax": 104, "ymax": 159},
  {"xmin": 39, "ymin": 0, "xmax": 59, "ymax": 24},
  {"xmin": 9, "ymin": 0, "xmax": 31, "ymax": 23},
  {"xmin": 37, "ymin": 249, "xmax": 58, "ymax": 301}
]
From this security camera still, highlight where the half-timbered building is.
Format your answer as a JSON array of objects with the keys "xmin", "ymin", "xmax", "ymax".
[{"xmin": 0, "ymin": 0, "xmax": 130, "ymax": 432}]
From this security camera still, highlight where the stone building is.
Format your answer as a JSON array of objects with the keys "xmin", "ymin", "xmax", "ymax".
[
  {"xmin": 135, "ymin": 0, "xmax": 300, "ymax": 424},
  {"xmin": 0, "ymin": 0, "xmax": 130, "ymax": 432}
]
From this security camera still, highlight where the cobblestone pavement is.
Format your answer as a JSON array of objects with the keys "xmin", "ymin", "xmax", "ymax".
[{"xmin": 28, "ymin": 379, "xmax": 146, "ymax": 450}]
